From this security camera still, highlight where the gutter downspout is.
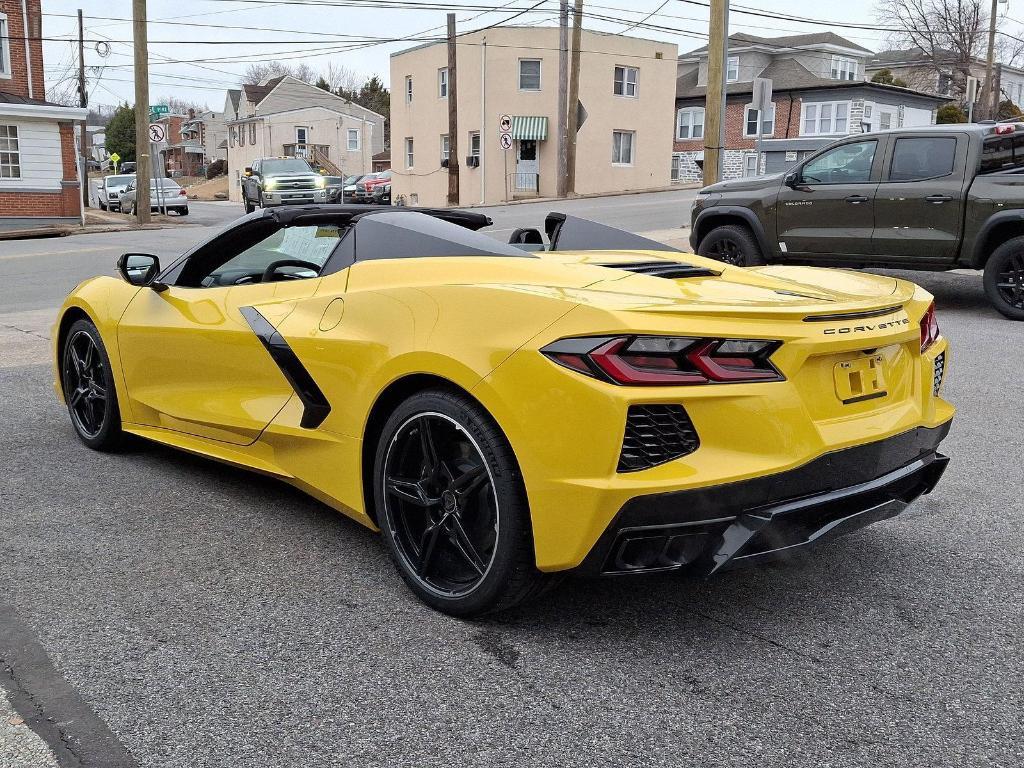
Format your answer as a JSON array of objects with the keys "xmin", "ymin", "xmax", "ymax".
[
  {"xmin": 480, "ymin": 36, "xmax": 487, "ymax": 205},
  {"xmin": 21, "ymin": 0, "xmax": 33, "ymax": 99}
]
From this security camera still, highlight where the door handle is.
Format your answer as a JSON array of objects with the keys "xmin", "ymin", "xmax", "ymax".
[
  {"xmin": 926, "ymin": 194, "xmax": 953, "ymax": 204},
  {"xmin": 845, "ymin": 195, "xmax": 869, "ymax": 204}
]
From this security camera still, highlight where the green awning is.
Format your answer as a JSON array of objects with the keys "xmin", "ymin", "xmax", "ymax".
[{"xmin": 510, "ymin": 115, "xmax": 548, "ymax": 140}]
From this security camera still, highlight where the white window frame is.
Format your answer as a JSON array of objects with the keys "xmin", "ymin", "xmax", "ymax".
[
  {"xmin": 440, "ymin": 134, "xmax": 450, "ymax": 164},
  {"xmin": 801, "ymin": 101, "xmax": 851, "ymax": 136},
  {"xmin": 295, "ymin": 126, "xmax": 308, "ymax": 145},
  {"xmin": 0, "ymin": 125, "xmax": 20, "ymax": 178},
  {"xmin": 743, "ymin": 104, "xmax": 775, "ymax": 137},
  {"xmin": 405, "ymin": 75, "xmax": 413, "ymax": 104},
  {"xmin": 405, "ymin": 137, "xmax": 414, "ymax": 169},
  {"xmin": 438, "ymin": 67, "xmax": 448, "ymax": 99},
  {"xmin": 611, "ymin": 130, "xmax": 635, "ymax": 166},
  {"xmin": 676, "ymin": 107, "xmax": 705, "ymax": 140},
  {"xmin": 469, "ymin": 131, "xmax": 480, "ymax": 158},
  {"xmin": 347, "ymin": 128, "xmax": 360, "ymax": 151},
  {"xmin": 726, "ymin": 56, "xmax": 740, "ymax": 83},
  {"xmin": 613, "ymin": 65, "xmax": 639, "ymax": 97},
  {"xmin": 743, "ymin": 153, "xmax": 758, "ymax": 177},
  {"xmin": 519, "ymin": 58, "xmax": 542, "ymax": 91},
  {"xmin": 830, "ymin": 56, "xmax": 858, "ymax": 81},
  {"xmin": 670, "ymin": 153, "xmax": 683, "ymax": 182},
  {"xmin": 0, "ymin": 14, "xmax": 11, "ymax": 79}
]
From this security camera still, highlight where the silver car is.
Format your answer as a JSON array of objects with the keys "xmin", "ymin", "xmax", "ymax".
[
  {"xmin": 97, "ymin": 174, "xmax": 135, "ymax": 212},
  {"xmin": 120, "ymin": 178, "xmax": 190, "ymax": 216}
]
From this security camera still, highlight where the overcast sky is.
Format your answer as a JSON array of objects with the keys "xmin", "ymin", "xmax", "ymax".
[{"xmin": 37, "ymin": 0, "xmax": 934, "ymax": 110}]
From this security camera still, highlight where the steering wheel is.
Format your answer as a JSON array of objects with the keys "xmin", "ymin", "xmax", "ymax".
[{"xmin": 260, "ymin": 259, "xmax": 321, "ymax": 283}]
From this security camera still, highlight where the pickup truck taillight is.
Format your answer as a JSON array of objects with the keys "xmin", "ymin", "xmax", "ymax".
[
  {"xmin": 542, "ymin": 335, "xmax": 784, "ymax": 385},
  {"xmin": 920, "ymin": 303, "xmax": 940, "ymax": 352}
]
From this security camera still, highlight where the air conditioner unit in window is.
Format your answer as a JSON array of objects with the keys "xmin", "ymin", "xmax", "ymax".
[
  {"xmin": 466, "ymin": 155, "xmax": 480, "ymax": 167},
  {"xmin": 441, "ymin": 159, "xmax": 450, "ymax": 168}
]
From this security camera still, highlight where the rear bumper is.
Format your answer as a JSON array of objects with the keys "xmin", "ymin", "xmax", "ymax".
[{"xmin": 573, "ymin": 422, "xmax": 951, "ymax": 576}]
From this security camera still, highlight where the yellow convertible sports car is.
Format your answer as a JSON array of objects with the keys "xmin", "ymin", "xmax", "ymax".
[{"xmin": 54, "ymin": 206, "xmax": 954, "ymax": 615}]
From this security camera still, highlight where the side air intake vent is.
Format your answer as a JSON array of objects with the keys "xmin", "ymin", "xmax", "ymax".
[
  {"xmin": 618, "ymin": 404, "xmax": 700, "ymax": 472},
  {"xmin": 595, "ymin": 261, "xmax": 720, "ymax": 279},
  {"xmin": 933, "ymin": 351, "xmax": 946, "ymax": 395}
]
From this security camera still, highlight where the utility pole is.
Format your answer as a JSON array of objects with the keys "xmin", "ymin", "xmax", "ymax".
[
  {"xmin": 981, "ymin": 0, "xmax": 999, "ymax": 120},
  {"xmin": 556, "ymin": 0, "xmax": 569, "ymax": 198},
  {"xmin": 132, "ymin": 0, "xmax": 151, "ymax": 224},
  {"xmin": 703, "ymin": 0, "xmax": 729, "ymax": 185},
  {"xmin": 565, "ymin": 0, "xmax": 583, "ymax": 197},
  {"xmin": 78, "ymin": 10, "xmax": 89, "ymax": 209},
  {"xmin": 446, "ymin": 13, "xmax": 460, "ymax": 206}
]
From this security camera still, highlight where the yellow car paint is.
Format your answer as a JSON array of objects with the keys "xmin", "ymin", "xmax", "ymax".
[{"xmin": 54, "ymin": 248, "xmax": 953, "ymax": 572}]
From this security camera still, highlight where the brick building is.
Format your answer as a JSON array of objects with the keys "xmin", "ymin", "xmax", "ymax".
[
  {"xmin": 0, "ymin": 0, "xmax": 88, "ymax": 229},
  {"xmin": 672, "ymin": 33, "xmax": 948, "ymax": 183}
]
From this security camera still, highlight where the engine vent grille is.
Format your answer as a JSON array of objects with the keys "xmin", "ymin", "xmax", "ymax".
[
  {"xmin": 594, "ymin": 261, "xmax": 720, "ymax": 279},
  {"xmin": 933, "ymin": 351, "xmax": 946, "ymax": 395},
  {"xmin": 618, "ymin": 405, "xmax": 700, "ymax": 473}
]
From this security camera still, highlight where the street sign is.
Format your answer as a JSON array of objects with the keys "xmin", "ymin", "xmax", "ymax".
[
  {"xmin": 499, "ymin": 114, "xmax": 512, "ymax": 133},
  {"xmin": 148, "ymin": 123, "xmax": 166, "ymax": 143},
  {"xmin": 499, "ymin": 132, "xmax": 512, "ymax": 151},
  {"xmin": 576, "ymin": 100, "xmax": 588, "ymax": 131},
  {"xmin": 150, "ymin": 104, "xmax": 169, "ymax": 115},
  {"xmin": 751, "ymin": 77, "xmax": 773, "ymax": 113},
  {"xmin": 109, "ymin": 151, "xmax": 120, "ymax": 171}
]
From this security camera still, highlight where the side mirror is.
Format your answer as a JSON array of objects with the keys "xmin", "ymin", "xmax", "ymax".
[
  {"xmin": 244, "ymin": 167, "xmax": 253, "ymax": 176},
  {"xmin": 117, "ymin": 253, "xmax": 167, "ymax": 291},
  {"xmin": 783, "ymin": 171, "xmax": 800, "ymax": 188}
]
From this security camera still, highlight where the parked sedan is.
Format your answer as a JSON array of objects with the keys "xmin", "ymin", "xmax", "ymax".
[
  {"xmin": 120, "ymin": 178, "xmax": 190, "ymax": 216},
  {"xmin": 97, "ymin": 174, "xmax": 136, "ymax": 212}
]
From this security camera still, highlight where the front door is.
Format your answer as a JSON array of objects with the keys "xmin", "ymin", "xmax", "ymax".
[
  {"xmin": 870, "ymin": 133, "xmax": 968, "ymax": 265},
  {"xmin": 516, "ymin": 139, "xmax": 539, "ymax": 192},
  {"xmin": 117, "ymin": 220, "xmax": 344, "ymax": 445},
  {"xmin": 775, "ymin": 138, "xmax": 882, "ymax": 259}
]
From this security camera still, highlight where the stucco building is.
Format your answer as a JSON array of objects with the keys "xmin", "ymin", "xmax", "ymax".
[
  {"xmin": 389, "ymin": 26, "xmax": 677, "ymax": 207},
  {"xmin": 0, "ymin": 0, "xmax": 87, "ymax": 230},
  {"xmin": 225, "ymin": 76, "xmax": 385, "ymax": 203}
]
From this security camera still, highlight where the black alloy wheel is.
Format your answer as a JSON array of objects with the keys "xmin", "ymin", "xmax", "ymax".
[
  {"xmin": 383, "ymin": 413, "xmax": 498, "ymax": 597},
  {"xmin": 61, "ymin": 319, "xmax": 125, "ymax": 450},
  {"xmin": 374, "ymin": 390, "xmax": 550, "ymax": 616},
  {"xmin": 697, "ymin": 224, "xmax": 765, "ymax": 267},
  {"xmin": 984, "ymin": 237, "xmax": 1024, "ymax": 320}
]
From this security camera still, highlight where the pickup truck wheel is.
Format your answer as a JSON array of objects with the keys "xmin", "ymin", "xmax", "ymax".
[
  {"xmin": 258, "ymin": 191, "xmax": 265, "ymax": 209},
  {"xmin": 697, "ymin": 224, "xmax": 765, "ymax": 267},
  {"xmin": 243, "ymin": 194, "xmax": 254, "ymax": 214},
  {"xmin": 984, "ymin": 238, "xmax": 1024, "ymax": 320}
]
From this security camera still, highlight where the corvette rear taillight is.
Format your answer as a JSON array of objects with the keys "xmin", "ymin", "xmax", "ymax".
[
  {"xmin": 920, "ymin": 303, "xmax": 940, "ymax": 352},
  {"xmin": 541, "ymin": 335, "xmax": 784, "ymax": 385}
]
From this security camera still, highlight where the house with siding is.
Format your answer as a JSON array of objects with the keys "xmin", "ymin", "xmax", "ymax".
[
  {"xmin": 867, "ymin": 49, "xmax": 1024, "ymax": 110},
  {"xmin": 225, "ymin": 76, "xmax": 385, "ymax": 203},
  {"xmin": 0, "ymin": 0, "xmax": 87, "ymax": 230},
  {"xmin": 672, "ymin": 33, "xmax": 947, "ymax": 183}
]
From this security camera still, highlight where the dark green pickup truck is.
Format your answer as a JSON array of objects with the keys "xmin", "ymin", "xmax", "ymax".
[{"xmin": 689, "ymin": 123, "xmax": 1024, "ymax": 319}]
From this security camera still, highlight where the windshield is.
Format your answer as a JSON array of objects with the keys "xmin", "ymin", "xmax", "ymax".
[
  {"xmin": 344, "ymin": 175, "xmax": 362, "ymax": 184},
  {"xmin": 106, "ymin": 175, "xmax": 134, "ymax": 186},
  {"xmin": 262, "ymin": 159, "xmax": 315, "ymax": 175}
]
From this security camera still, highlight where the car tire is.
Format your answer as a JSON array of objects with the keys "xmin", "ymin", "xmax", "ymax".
[
  {"xmin": 697, "ymin": 224, "xmax": 765, "ymax": 267},
  {"xmin": 983, "ymin": 238, "xmax": 1024, "ymax": 320},
  {"xmin": 61, "ymin": 318, "xmax": 126, "ymax": 451},
  {"xmin": 243, "ymin": 194, "xmax": 254, "ymax": 214},
  {"xmin": 129, "ymin": 202, "xmax": 137, "ymax": 216},
  {"xmin": 373, "ymin": 388, "xmax": 551, "ymax": 617},
  {"xmin": 257, "ymin": 191, "xmax": 265, "ymax": 209},
  {"xmin": 179, "ymin": 207, "xmax": 189, "ymax": 216},
  {"xmin": 99, "ymin": 201, "xmax": 107, "ymax": 211}
]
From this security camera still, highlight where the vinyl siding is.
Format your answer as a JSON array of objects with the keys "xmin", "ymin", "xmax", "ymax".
[{"xmin": 0, "ymin": 119, "xmax": 63, "ymax": 191}]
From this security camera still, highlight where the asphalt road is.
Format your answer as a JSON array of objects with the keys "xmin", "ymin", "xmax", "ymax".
[{"xmin": 0, "ymin": 193, "xmax": 1021, "ymax": 767}]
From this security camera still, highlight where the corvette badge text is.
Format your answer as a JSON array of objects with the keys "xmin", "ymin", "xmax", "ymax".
[{"xmin": 823, "ymin": 317, "xmax": 911, "ymax": 335}]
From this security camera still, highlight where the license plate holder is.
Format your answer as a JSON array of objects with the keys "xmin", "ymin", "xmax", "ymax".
[{"xmin": 833, "ymin": 354, "xmax": 888, "ymax": 404}]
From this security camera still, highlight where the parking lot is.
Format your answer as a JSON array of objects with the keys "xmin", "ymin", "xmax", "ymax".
[{"xmin": 0, "ymin": 190, "xmax": 1021, "ymax": 766}]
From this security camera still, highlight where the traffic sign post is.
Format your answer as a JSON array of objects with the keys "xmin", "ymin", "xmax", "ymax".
[
  {"xmin": 148, "ymin": 123, "xmax": 166, "ymax": 143},
  {"xmin": 109, "ymin": 151, "xmax": 120, "ymax": 172},
  {"xmin": 499, "ymin": 114, "xmax": 512, "ymax": 133},
  {"xmin": 499, "ymin": 132, "xmax": 512, "ymax": 151},
  {"xmin": 150, "ymin": 104, "xmax": 169, "ymax": 116}
]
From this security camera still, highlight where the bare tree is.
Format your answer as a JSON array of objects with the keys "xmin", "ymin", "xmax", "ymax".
[
  {"xmin": 876, "ymin": 0, "xmax": 986, "ymax": 101},
  {"xmin": 243, "ymin": 61, "xmax": 319, "ymax": 86},
  {"xmin": 324, "ymin": 62, "xmax": 361, "ymax": 95}
]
